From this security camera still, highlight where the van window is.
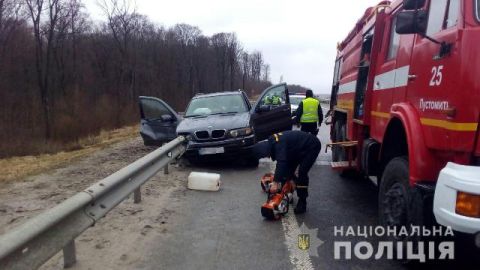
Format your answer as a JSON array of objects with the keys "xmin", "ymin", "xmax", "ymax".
[
  {"xmin": 446, "ymin": 0, "xmax": 460, "ymax": 28},
  {"xmin": 427, "ymin": 0, "xmax": 448, "ymax": 35},
  {"xmin": 387, "ymin": 18, "xmax": 400, "ymax": 60}
]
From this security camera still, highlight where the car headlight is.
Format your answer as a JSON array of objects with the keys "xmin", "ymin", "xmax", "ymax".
[{"xmin": 229, "ymin": 127, "xmax": 253, "ymax": 138}]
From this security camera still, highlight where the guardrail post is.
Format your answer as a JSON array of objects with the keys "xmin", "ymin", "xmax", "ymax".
[
  {"xmin": 63, "ymin": 240, "xmax": 76, "ymax": 268},
  {"xmin": 164, "ymin": 163, "xmax": 169, "ymax": 174},
  {"xmin": 134, "ymin": 187, "xmax": 142, "ymax": 203}
]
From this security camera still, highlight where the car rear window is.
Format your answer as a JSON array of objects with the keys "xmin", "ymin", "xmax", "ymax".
[{"xmin": 185, "ymin": 94, "xmax": 248, "ymax": 117}]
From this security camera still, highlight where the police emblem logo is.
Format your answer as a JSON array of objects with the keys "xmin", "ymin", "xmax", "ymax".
[{"xmin": 298, "ymin": 234, "xmax": 310, "ymax": 250}]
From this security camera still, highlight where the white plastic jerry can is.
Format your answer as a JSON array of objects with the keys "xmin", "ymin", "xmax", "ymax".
[{"xmin": 187, "ymin": 172, "xmax": 221, "ymax": 191}]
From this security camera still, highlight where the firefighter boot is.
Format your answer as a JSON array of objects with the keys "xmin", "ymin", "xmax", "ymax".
[
  {"xmin": 294, "ymin": 197, "xmax": 307, "ymax": 214},
  {"xmin": 294, "ymin": 185, "xmax": 308, "ymax": 214}
]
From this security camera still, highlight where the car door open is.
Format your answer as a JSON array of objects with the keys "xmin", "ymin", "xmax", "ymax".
[
  {"xmin": 250, "ymin": 83, "xmax": 292, "ymax": 141},
  {"xmin": 138, "ymin": 96, "xmax": 181, "ymax": 146}
]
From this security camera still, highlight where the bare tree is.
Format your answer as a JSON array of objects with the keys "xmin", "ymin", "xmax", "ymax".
[
  {"xmin": 262, "ymin": 64, "xmax": 270, "ymax": 82},
  {"xmin": 173, "ymin": 23, "xmax": 201, "ymax": 98},
  {"xmin": 240, "ymin": 52, "xmax": 250, "ymax": 90},
  {"xmin": 250, "ymin": 51, "xmax": 263, "ymax": 81},
  {"xmin": 174, "ymin": 23, "xmax": 200, "ymax": 46},
  {"xmin": 98, "ymin": 0, "xmax": 136, "ymax": 56},
  {"xmin": 211, "ymin": 33, "xmax": 228, "ymax": 90},
  {"xmin": 25, "ymin": 0, "xmax": 68, "ymax": 139},
  {"xmin": 226, "ymin": 33, "xmax": 239, "ymax": 90},
  {"xmin": 0, "ymin": 0, "xmax": 23, "ymax": 56},
  {"xmin": 98, "ymin": 0, "xmax": 139, "ymax": 123},
  {"xmin": 0, "ymin": 3, "xmax": 273, "ymax": 157}
]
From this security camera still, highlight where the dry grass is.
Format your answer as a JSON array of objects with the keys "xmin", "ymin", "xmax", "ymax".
[{"xmin": 0, "ymin": 125, "xmax": 139, "ymax": 183}]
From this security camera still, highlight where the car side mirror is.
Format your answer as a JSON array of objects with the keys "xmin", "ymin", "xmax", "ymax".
[
  {"xmin": 403, "ymin": 0, "xmax": 426, "ymax": 10},
  {"xmin": 161, "ymin": 114, "xmax": 174, "ymax": 122},
  {"xmin": 256, "ymin": 105, "xmax": 271, "ymax": 113},
  {"xmin": 396, "ymin": 10, "xmax": 427, "ymax": 35}
]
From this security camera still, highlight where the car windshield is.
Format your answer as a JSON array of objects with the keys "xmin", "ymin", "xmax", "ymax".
[
  {"xmin": 290, "ymin": 96, "xmax": 305, "ymax": 105},
  {"xmin": 185, "ymin": 94, "xmax": 248, "ymax": 117}
]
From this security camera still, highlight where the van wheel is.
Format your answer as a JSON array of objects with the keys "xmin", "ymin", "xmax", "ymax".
[
  {"xmin": 379, "ymin": 157, "xmax": 424, "ymax": 262},
  {"xmin": 332, "ymin": 121, "xmax": 346, "ymax": 162}
]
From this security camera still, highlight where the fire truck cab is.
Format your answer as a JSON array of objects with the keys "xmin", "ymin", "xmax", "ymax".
[{"xmin": 329, "ymin": 0, "xmax": 480, "ymax": 243}]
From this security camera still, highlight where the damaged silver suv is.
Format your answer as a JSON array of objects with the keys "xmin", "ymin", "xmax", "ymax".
[{"xmin": 139, "ymin": 84, "xmax": 292, "ymax": 166}]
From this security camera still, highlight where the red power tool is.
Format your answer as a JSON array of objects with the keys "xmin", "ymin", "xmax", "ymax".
[
  {"xmin": 260, "ymin": 173, "xmax": 274, "ymax": 193},
  {"xmin": 260, "ymin": 173, "xmax": 296, "ymax": 220}
]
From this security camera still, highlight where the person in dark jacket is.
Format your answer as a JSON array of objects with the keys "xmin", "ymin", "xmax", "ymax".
[
  {"xmin": 296, "ymin": 90, "xmax": 323, "ymax": 136},
  {"xmin": 253, "ymin": 130, "xmax": 321, "ymax": 214}
]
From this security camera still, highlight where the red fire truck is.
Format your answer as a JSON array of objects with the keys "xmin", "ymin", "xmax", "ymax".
[{"xmin": 329, "ymin": 0, "xmax": 480, "ymax": 242}]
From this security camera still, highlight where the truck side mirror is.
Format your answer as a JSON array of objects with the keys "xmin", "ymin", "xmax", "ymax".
[
  {"xmin": 396, "ymin": 10, "xmax": 427, "ymax": 35},
  {"xmin": 403, "ymin": 0, "xmax": 426, "ymax": 10}
]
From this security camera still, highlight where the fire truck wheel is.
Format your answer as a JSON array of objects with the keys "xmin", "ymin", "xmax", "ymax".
[
  {"xmin": 333, "ymin": 121, "xmax": 346, "ymax": 162},
  {"xmin": 379, "ymin": 156, "xmax": 424, "ymax": 263}
]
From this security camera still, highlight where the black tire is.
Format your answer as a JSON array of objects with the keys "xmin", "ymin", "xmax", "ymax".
[
  {"xmin": 261, "ymin": 207, "xmax": 276, "ymax": 220},
  {"xmin": 332, "ymin": 121, "xmax": 346, "ymax": 162},
  {"xmin": 185, "ymin": 157, "xmax": 200, "ymax": 167},
  {"xmin": 379, "ymin": 157, "xmax": 424, "ymax": 262},
  {"xmin": 245, "ymin": 157, "xmax": 260, "ymax": 168}
]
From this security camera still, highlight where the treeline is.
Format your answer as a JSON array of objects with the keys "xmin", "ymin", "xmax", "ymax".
[{"xmin": 0, "ymin": 0, "xmax": 272, "ymax": 157}]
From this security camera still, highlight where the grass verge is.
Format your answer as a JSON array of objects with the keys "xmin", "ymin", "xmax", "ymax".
[{"xmin": 0, "ymin": 125, "xmax": 139, "ymax": 183}]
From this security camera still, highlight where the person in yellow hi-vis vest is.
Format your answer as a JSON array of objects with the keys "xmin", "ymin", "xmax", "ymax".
[{"xmin": 295, "ymin": 90, "xmax": 323, "ymax": 136}]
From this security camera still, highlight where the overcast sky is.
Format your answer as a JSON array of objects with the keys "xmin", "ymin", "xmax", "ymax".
[{"xmin": 84, "ymin": 0, "xmax": 381, "ymax": 94}]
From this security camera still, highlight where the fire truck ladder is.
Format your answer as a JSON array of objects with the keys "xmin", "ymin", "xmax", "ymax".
[{"xmin": 326, "ymin": 141, "xmax": 358, "ymax": 170}]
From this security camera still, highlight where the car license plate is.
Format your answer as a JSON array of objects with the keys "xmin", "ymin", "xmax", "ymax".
[{"xmin": 199, "ymin": 147, "xmax": 225, "ymax": 155}]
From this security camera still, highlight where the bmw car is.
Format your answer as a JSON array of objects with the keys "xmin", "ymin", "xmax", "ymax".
[{"xmin": 138, "ymin": 83, "xmax": 293, "ymax": 165}]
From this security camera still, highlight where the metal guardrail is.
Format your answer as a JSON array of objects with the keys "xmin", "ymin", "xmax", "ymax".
[{"xmin": 0, "ymin": 136, "xmax": 186, "ymax": 270}]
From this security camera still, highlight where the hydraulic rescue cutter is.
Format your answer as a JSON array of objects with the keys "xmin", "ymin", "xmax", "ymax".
[{"xmin": 260, "ymin": 173, "xmax": 296, "ymax": 220}]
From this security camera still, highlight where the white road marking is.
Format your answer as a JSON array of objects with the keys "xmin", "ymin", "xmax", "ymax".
[
  {"xmin": 282, "ymin": 215, "xmax": 315, "ymax": 270},
  {"xmin": 268, "ymin": 161, "xmax": 315, "ymax": 270}
]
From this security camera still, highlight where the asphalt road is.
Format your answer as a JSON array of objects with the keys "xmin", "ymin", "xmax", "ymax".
[
  {"xmin": 4, "ymin": 105, "xmax": 478, "ymax": 270},
  {"xmin": 133, "ymin": 122, "xmax": 401, "ymax": 270},
  {"xmin": 132, "ymin": 110, "xmax": 479, "ymax": 270}
]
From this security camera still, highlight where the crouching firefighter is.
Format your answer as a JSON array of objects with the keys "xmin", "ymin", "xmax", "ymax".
[{"xmin": 253, "ymin": 130, "xmax": 321, "ymax": 214}]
